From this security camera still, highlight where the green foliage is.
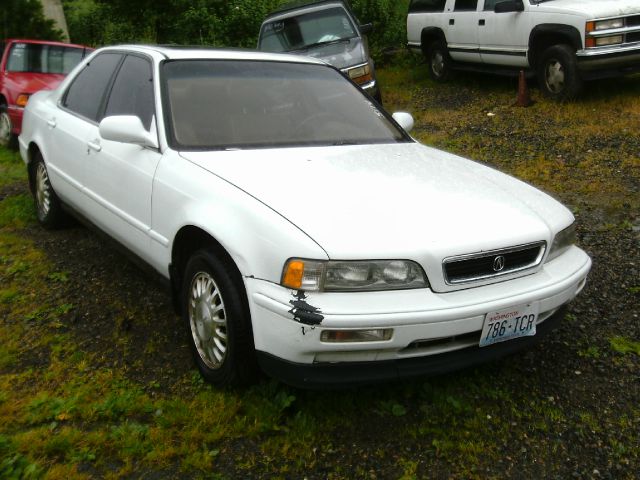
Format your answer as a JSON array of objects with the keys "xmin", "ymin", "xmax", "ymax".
[
  {"xmin": 610, "ymin": 336, "xmax": 640, "ymax": 356},
  {"xmin": 1, "ymin": 0, "xmax": 64, "ymax": 41},
  {"xmin": 0, "ymin": 194, "xmax": 35, "ymax": 229}
]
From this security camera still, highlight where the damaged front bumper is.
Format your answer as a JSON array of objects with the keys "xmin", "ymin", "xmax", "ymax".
[{"xmin": 245, "ymin": 246, "xmax": 591, "ymax": 388}]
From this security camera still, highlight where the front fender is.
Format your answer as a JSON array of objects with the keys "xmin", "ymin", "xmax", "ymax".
[{"xmin": 151, "ymin": 150, "xmax": 329, "ymax": 282}]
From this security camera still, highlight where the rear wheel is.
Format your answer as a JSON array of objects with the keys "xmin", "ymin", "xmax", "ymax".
[
  {"xmin": 537, "ymin": 44, "xmax": 583, "ymax": 101},
  {"xmin": 32, "ymin": 152, "xmax": 66, "ymax": 229},
  {"xmin": 181, "ymin": 250, "xmax": 258, "ymax": 386},
  {"xmin": 426, "ymin": 40, "xmax": 452, "ymax": 82}
]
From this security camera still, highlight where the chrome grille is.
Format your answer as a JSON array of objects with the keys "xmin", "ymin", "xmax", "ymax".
[{"xmin": 443, "ymin": 242, "xmax": 546, "ymax": 285}]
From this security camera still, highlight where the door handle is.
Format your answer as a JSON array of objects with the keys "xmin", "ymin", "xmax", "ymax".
[
  {"xmin": 449, "ymin": 19, "xmax": 455, "ymax": 25},
  {"xmin": 87, "ymin": 140, "xmax": 102, "ymax": 152},
  {"xmin": 479, "ymin": 19, "xmax": 486, "ymax": 26},
  {"xmin": 47, "ymin": 119, "xmax": 56, "ymax": 128}
]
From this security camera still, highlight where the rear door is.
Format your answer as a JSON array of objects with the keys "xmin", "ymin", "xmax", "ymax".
[
  {"xmin": 49, "ymin": 52, "xmax": 123, "ymax": 206},
  {"xmin": 446, "ymin": 0, "xmax": 481, "ymax": 63}
]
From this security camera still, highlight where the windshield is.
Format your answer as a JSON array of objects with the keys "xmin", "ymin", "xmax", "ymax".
[
  {"xmin": 161, "ymin": 60, "xmax": 408, "ymax": 150},
  {"xmin": 259, "ymin": 7, "xmax": 357, "ymax": 52},
  {"xmin": 6, "ymin": 43, "xmax": 87, "ymax": 74}
]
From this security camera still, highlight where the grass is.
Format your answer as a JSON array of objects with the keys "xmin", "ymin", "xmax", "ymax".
[{"xmin": 0, "ymin": 66, "xmax": 639, "ymax": 478}]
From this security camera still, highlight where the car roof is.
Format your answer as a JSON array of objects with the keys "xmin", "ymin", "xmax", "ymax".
[
  {"xmin": 264, "ymin": 0, "xmax": 353, "ymax": 20},
  {"xmin": 4, "ymin": 38, "xmax": 91, "ymax": 49},
  {"xmin": 98, "ymin": 44, "xmax": 328, "ymax": 65}
]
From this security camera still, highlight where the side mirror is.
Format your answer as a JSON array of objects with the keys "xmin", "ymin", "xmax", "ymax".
[
  {"xmin": 359, "ymin": 23, "xmax": 373, "ymax": 35},
  {"xmin": 392, "ymin": 112, "xmax": 414, "ymax": 133},
  {"xmin": 99, "ymin": 115, "xmax": 158, "ymax": 149},
  {"xmin": 495, "ymin": 0, "xmax": 524, "ymax": 13}
]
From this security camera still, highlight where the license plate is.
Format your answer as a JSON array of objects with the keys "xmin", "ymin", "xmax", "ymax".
[{"xmin": 479, "ymin": 303, "xmax": 539, "ymax": 347}]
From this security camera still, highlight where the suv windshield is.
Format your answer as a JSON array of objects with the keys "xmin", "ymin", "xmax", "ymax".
[
  {"xmin": 7, "ymin": 43, "xmax": 86, "ymax": 74},
  {"xmin": 161, "ymin": 60, "xmax": 407, "ymax": 150},
  {"xmin": 259, "ymin": 7, "xmax": 357, "ymax": 52}
]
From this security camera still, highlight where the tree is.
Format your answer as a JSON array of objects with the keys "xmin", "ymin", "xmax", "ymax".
[{"xmin": 2, "ymin": 0, "xmax": 64, "ymax": 40}]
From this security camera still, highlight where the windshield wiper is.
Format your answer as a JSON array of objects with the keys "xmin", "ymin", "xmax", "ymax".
[{"xmin": 290, "ymin": 37, "xmax": 353, "ymax": 52}]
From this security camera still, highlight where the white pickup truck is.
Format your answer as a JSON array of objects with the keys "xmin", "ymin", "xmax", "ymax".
[{"xmin": 407, "ymin": 0, "xmax": 640, "ymax": 100}]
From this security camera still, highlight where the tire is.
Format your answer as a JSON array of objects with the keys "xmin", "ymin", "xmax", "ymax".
[
  {"xmin": 181, "ymin": 249, "xmax": 258, "ymax": 386},
  {"xmin": 31, "ymin": 152, "xmax": 66, "ymax": 229},
  {"xmin": 426, "ymin": 40, "xmax": 452, "ymax": 82},
  {"xmin": 0, "ymin": 105, "xmax": 14, "ymax": 148},
  {"xmin": 537, "ymin": 44, "xmax": 583, "ymax": 101}
]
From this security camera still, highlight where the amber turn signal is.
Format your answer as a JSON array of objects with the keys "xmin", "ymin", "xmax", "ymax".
[
  {"xmin": 282, "ymin": 260, "xmax": 305, "ymax": 289},
  {"xmin": 16, "ymin": 94, "xmax": 31, "ymax": 107}
]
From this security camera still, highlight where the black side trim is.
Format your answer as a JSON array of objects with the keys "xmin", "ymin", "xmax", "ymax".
[
  {"xmin": 449, "ymin": 47, "xmax": 527, "ymax": 57},
  {"xmin": 257, "ymin": 306, "xmax": 568, "ymax": 389}
]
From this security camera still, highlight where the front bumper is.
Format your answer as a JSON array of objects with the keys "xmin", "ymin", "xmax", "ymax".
[
  {"xmin": 257, "ymin": 305, "xmax": 567, "ymax": 389},
  {"xmin": 246, "ymin": 246, "xmax": 591, "ymax": 386},
  {"xmin": 577, "ymin": 43, "xmax": 640, "ymax": 79},
  {"xmin": 7, "ymin": 105, "xmax": 24, "ymax": 135}
]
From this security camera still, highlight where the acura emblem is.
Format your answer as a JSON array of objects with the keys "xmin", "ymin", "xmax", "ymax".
[{"xmin": 493, "ymin": 255, "xmax": 506, "ymax": 272}]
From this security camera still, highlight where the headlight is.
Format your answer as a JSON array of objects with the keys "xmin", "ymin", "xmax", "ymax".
[
  {"xmin": 346, "ymin": 63, "xmax": 373, "ymax": 85},
  {"xmin": 281, "ymin": 259, "xmax": 429, "ymax": 292},
  {"xmin": 595, "ymin": 19, "xmax": 624, "ymax": 30},
  {"xmin": 546, "ymin": 223, "xmax": 576, "ymax": 263},
  {"xmin": 595, "ymin": 35, "xmax": 623, "ymax": 47}
]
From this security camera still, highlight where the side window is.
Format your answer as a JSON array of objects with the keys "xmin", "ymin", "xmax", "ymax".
[
  {"xmin": 104, "ymin": 55, "xmax": 154, "ymax": 130},
  {"xmin": 454, "ymin": 0, "xmax": 478, "ymax": 11},
  {"xmin": 63, "ymin": 53, "xmax": 122, "ymax": 122},
  {"xmin": 483, "ymin": 0, "xmax": 499, "ymax": 10},
  {"xmin": 409, "ymin": 0, "xmax": 447, "ymax": 13}
]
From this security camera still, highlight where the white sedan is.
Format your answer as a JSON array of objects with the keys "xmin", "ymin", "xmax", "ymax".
[{"xmin": 19, "ymin": 45, "xmax": 591, "ymax": 387}]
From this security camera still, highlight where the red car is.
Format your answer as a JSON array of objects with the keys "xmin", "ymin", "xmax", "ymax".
[{"xmin": 0, "ymin": 39, "xmax": 92, "ymax": 147}]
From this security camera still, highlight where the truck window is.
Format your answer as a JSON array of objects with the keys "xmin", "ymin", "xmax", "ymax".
[
  {"xmin": 454, "ymin": 0, "xmax": 478, "ymax": 11},
  {"xmin": 408, "ymin": 0, "xmax": 447, "ymax": 13},
  {"xmin": 6, "ymin": 43, "xmax": 86, "ymax": 74}
]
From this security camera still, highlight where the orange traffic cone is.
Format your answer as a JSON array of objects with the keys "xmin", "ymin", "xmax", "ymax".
[{"xmin": 514, "ymin": 70, "xmax": 532, "ymax": 107}]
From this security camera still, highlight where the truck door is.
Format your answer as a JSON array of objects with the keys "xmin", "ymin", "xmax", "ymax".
[
  {"xmin": 478, "ymin": 0, "xmax": 530, "ymax": 67},
  {"xmin": 446, "ymin": 0, "xmax": 481, "ymax": 63}
]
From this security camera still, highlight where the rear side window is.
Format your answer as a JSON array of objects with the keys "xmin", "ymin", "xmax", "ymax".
[
  {"xmin": 6, "ymin": 43, "xmax": 86, "ymax": 74},
  {"xmin": 104, "ymin": 55, "xmax": 154, "ymax": 130},
  {"xmin": 408, "ymin": 0, "xmax": 447, "ymax": 13},
  {"xmin": 63, "ymin": 53, "xmax": 122, "ymax": 122},
  {"xmin": 454, "ymin": 0, "xmax": 478, "ymax": 11}
]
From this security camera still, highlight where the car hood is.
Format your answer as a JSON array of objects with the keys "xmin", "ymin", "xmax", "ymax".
[
  {"xmin": 535, "ymin": 0, "xmax": 640, "ymax": 18},
  {"xmin": 3, "ymin": 72, "xmax": 66, "ymax": 97},
  {"xmin": 180, "ymin": 143, "xmax": 572, "ymax": 261},
  {"xmin": 294, "ymin": 37, "xmax": 366, "ymax": 70}
]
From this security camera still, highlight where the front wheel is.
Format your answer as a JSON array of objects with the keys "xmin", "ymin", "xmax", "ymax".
[
  {"xmin": 0, "ymin": 106, "xmax": 13, "ymax": 148},
  {"xmin": 537, "ymin": 44, "xmax": 583, "ymax": 101},
  {"xmin": 181, "ymin": 250, "xmax": 258, "ymax": 386},
  {"xmin": 426, "ymin": 40, "xmax": 452, "ymax": 82}
]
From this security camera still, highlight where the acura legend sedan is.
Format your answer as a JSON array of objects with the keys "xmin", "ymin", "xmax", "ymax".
[{"xmin": 19, "ymin": 45, "xmax": 591, "ymax": 387}]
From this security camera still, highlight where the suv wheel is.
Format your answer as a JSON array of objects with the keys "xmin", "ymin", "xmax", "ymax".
[
  {"xmin": 32, "ymin": 152, "xmax": 66, "ymax": 228},
  {"xmin": 537, "ymin": 44, "xmax": 583, "ymax": 101},
  {"xmin": 181, "ymin": 250, "xmax": 258, "ymax": 386},
  {"xmin": 0, "ymin": 105, "xmax": 13, "ymax": 148},
  {"xmin": 427, "ymin": 40, "xmax": 452, "ymax": 82}
]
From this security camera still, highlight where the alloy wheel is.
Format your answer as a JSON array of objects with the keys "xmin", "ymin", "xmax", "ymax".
[
  {"xmin": 35, "ymin": 162, "xmax": 52, "ymax": 219},
  {"xmin": 188, "ymin": 271, "xmax": 228, "ymax": 369}
]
